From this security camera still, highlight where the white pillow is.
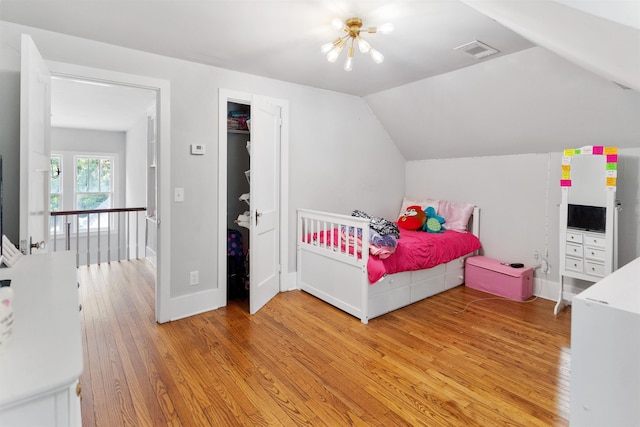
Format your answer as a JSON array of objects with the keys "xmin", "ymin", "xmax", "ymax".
[
  {"xmin": 438, "ymin": 200, "xmax": 475, "ymax": 232},
  {"xmin": 397, "ymin": 197, "xmax": 439, "ymax": 220}
]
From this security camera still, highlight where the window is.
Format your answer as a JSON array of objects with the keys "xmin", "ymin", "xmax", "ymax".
[{"xmin": 75, "ymin": 156, "xmax": 114, "ymax": 231}]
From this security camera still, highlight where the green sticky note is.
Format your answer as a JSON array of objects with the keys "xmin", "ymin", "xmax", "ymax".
[{"xmin": 606, "ymin": 163, "xmax": 617, "ymax": 170}]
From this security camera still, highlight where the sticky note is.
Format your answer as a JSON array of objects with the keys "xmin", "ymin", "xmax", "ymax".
[
  {"xmin": 560, "ymin": 180, "xmax": 572, "ymax": 187},
  {"xmin": 593, "ymin": 146, "xmax": 604, "ymax": 155},
  {"xmin": 581, "ymin": 146, "xmax": 593, "ymax": 155},
  {"xmin": 562, "ymin": 171, "xmax": 571, "ymax": 180},
  {"xmin": 561, "ymin": 165, "xmax": 571, "ymax": 171},
  {"xmin": 606, "ymin": 170, "xmax": 617, "ymax": 178},
  {"xmin": 606, "ymin": 177, "xmax": 617, "ymax": 187},
  {"xmin": 563, "ymin": 149, "xmax": 575, "ymax": 156},
  {"xmin": 604, "ymin": 147, "xmax": 618, "ymax": 154},
  {"xmin": 606, "ymin": 163, "xmax": 617, "ymax": 171},
  {"xmin": 606, "ymin": 154, "xmax": 618, "ymax": 163},
  {"xmin": 562, "ymin": 156, "xmax": 572, "ymax": 165}
]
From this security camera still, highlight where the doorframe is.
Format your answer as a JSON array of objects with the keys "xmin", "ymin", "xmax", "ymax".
[
  {"xmin": 46, "ymin": 60, "xmax": 172, "ymax": 323},
  {"xmin": 217, "ymin": 89, "xmax": 290, "ymax": 309}
]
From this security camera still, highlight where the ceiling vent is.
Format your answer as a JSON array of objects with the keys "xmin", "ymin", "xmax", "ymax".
[{"xmin": 454, "ymin": 40, "xmax": 499, "ymax": 59}]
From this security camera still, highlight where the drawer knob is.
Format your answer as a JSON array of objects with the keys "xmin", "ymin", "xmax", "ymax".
[{"xmin": 76, "ymin": 382, "xmax": 82, "ymax": 398}]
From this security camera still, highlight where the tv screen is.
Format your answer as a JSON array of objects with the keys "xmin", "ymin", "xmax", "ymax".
[{"xmin": 567, "ymin": 204, "xmax": 606, "ymax": 233}]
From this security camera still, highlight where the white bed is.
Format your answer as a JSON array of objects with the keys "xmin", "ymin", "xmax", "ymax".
[{"xmin": 296, "ymin": 206, "xmax": 480, "ymax": 324}]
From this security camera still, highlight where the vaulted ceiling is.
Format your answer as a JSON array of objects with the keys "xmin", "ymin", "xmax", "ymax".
[{"xmin": 2, "ymin": 1, "xmax": 639, "ymax": 158}]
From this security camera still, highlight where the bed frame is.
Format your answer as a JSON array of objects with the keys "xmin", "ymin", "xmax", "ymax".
[{"xmin": 297, "ymin": 207, "xmax": 480, "ymax": 324}]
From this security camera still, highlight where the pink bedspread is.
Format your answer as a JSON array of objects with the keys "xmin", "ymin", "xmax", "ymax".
[{"xmin": 367, "ymin": 229, "xmax": 481, "ymax": 284}]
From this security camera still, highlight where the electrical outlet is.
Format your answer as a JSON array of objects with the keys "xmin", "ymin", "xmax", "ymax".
[{"xmin": 189, "ymin": 271, "xmax": 199, "ymax": 286}]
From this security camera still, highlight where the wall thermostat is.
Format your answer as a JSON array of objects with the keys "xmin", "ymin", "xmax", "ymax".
[{"xmin": 190, "ymin": 144, "xmax": 205, "ymax": 155}]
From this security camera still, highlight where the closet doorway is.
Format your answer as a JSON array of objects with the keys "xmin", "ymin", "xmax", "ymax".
[{"xmin": 218, "ymin": 90, "xmax": 290, "ymax": 315}]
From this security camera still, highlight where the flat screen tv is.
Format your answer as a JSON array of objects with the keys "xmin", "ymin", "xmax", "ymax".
[{"xmin": 567, "ymin": 204, "xmax": 606, "ymax": 233}]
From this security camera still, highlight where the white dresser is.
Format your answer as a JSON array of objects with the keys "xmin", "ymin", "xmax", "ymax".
[
  {"xmin": 570, "ymin": 256, "xmax": 640, "ymax": 427},
  {"xmin": 0, "ymin": 252, "xmax": 83, "ymax": 426}
]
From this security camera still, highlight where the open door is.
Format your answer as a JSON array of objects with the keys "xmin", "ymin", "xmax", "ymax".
[
  {"xmin": 19, "ymin": 34, "xmax": 51, "ymax": 255},
  {"xmin": 249, "ymin": 96, "xmax": 281, "ymax": 314}
]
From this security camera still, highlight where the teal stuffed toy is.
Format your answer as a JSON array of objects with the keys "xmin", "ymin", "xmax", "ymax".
[{"xmin": 421, "ymin": 207, "xmax": 446, "ymax": 233}]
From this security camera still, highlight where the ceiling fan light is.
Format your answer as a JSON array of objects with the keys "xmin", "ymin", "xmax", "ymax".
[
  {"xmin": 327, "ymin": 45, "xmax": 343, "ymax": 63},
  {"xmin": 376, "ymin": 23, "xmax": 394, "ymax": 34},
  {"xmin": 357, "ymin": 37, "xmax": 371, "ymax": 54},
  {"xmin": 344, "ymin": 56, "xmax": 353, "ymax": 71},
  {"xmin": 321, "ymin": 41, "xmax": 335, "ymax": 55},
  {"xmin": 331, "ymin": 17, "xmax": 345, "ymax": 30},
  {"xmin": 370, "ymin": 48, "xmax": 384, "ymax": 64},
  {"xmin": 321, "ymin": 37, "xmax": 343, "ymax": 54},
  {"xmin": 344, "ymin": 46, "xmax": 354, "ymax": 71}
]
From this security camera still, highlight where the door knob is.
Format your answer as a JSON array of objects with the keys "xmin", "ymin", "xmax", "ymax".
[
  {"xmin": 29, "ymin": 237, "xmax": 46, "ymax": 254},
  {"xmin": 255, "ymin": 211, "xmax": 262, "ymax": 226}
]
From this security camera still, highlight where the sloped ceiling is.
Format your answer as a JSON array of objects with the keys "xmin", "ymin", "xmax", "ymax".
[{"xmin": 1, "ymin": 0, "xmax": 639, "ymax": 159}]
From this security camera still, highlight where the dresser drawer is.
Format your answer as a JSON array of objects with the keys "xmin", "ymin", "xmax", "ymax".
[
  {"xmin": 566, "ymin": 243, "xmax": 584, "ymax": 258},
  {"xmin": 584, "ymin": 234, "xmax": 606, "ymax": 248},
  {"xmin": 584, "ymin": 246, "xmax": 606, "ymax": 262},
  {"xmin": 565, "ymin": 257, "xmax": 583, "ymax": 273},
  {"xmin": 566, "ymin": 231, "xmax": 583, "ymax": 244},
  {"xmin": 584, "ymin": 261, "xmax": 605, "ymax": 277}
]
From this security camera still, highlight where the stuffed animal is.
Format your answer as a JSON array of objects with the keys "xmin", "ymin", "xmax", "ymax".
[
  {"xmin": 398, "ymin": 205, "xmax": 426, "ymax": 231},
  {"xmin": 422, "ymin": 206, "xmax": 446, "ymax": 233}
]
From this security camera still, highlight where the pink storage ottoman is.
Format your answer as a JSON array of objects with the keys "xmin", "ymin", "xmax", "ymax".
[{"xmin": 465, "ymin": 256, "xmax": 533, "ymax": 301}]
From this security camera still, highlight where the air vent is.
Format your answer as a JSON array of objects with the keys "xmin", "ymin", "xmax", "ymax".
[{"xmin": 454, "ymin": 40, "xmax": 499, "ymax": 59}]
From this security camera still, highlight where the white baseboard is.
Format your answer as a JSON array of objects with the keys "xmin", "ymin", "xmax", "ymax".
[
  {"xmin": 169, "ymin": 288, "xmax": 219, "ymax": 321},
  {"xmin": 533, "ymin": 276, "xmax": 559, "ymax": 301},
  {"xmin": 284, "ymin": 271, "xmax": 297, "ymax": 291}
]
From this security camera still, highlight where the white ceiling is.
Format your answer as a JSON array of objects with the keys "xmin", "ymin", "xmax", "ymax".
[
  {"xmin": 2, "ymin": 0, "xmax": 637, "ymax": 138},
  {"xmin": 1, "ymin": 0, "xmax": 535, "ymax": 98},
  {"xmin": 50, "ymin": 77, "xmax": 157, "ymax": 131}
]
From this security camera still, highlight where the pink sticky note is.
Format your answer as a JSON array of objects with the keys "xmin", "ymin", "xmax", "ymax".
[
  {"xmin": 606, "ymin": 154, "xmax": 618, "ymax": 163},
  {"xmin": 560, "ymin": 180, "xmax": 572, "ymax": 187},
  {"xmin": 593, "ymin": 146, "xmax": 604, "ymax": 155}
]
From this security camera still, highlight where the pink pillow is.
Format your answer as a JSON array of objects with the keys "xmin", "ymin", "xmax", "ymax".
[{"xmin": 438, "ymin": 200, "xmax": 475, "ymax": 232}]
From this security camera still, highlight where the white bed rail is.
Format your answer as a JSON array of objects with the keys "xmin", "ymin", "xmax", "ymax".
[{"xmin": 297, "ymin": 209, "xmax": 371, "ymax": 322}]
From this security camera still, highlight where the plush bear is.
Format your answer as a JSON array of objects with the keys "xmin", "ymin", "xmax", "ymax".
[
  {"xmin": 422, "ymin": 206, "xmax": 446, "ymax": 233},
  {"xmin": 398, "ymin": 205, "xmax": 426, "ymax": 231}
]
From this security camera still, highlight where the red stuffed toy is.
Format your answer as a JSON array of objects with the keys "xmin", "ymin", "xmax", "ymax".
[{"xmin": 397, "ymin": 205, "xmax": 426, "ymax": 230}]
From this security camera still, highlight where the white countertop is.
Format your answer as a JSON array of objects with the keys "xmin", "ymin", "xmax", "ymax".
[
  {"xmin": 0, "ymin": 252, "xmax": 83, "ymax": 409},
  {"xmin": 575, "ymin": 256, "xmax": 640, "ymax": 314}
]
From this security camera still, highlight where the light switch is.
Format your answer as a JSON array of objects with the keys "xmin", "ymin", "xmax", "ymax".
[
  {"xmin": 190, "ymin": 144, "xmax": 205, "ymax": 155},
  {"xmin": 174, "ymin": 187, "xmax": 184, "ymax": 202}
]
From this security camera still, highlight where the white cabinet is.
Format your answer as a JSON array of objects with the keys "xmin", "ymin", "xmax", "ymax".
[
  {"xmin": 564, "ymin": 230, "xmax": 607, "ymax": 278},
  {"xmin": 555, "ymin": 150, "xmax": 619, "ymax": 314},
  {"xmin": 570, "ymin": 257, "xmax": 640, "ymax": 427},
  {"xmin": 0, "ymin": 252, "xmax": 83, "ymax": 426}
]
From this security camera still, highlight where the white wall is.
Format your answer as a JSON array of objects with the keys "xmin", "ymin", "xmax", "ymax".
[
  {"xmin": 406, "ymin": 147, "xmax": 640, "ymax": 299},
  {"xmin": 365, "ymin": 46, "xmax": 640, "ymax": 161},
  {"xmin": 0, "ymin": 21, "xmax": 405, "ymax": 317},
  {"xmin": 125, "ymin": 114, "xmax": 149, "ymax": 258}
]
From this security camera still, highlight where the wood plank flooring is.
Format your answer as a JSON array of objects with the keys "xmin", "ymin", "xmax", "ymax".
[{"xmin": 78, "ymin": 260, "xmax": 571, "ymax": 426}]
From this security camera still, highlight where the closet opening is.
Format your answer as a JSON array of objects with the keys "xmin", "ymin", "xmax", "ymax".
[{"xmin": 226, "ymin": 101, "xmax": 251, "ymax": 304}]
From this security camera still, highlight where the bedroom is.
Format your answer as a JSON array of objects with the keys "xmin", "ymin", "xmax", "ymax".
[
  {"xmin": 0, "ymin": 0, "xmax": 639, "ymax": 425},
  {"xmin": 0, "ymin": 1, "xmax": 638, "ymax": 321}
]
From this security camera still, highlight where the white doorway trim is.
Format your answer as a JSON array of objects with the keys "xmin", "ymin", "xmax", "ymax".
[
  {"xmin": 46, "ymin": 60, "xmax": 172, "ymax": 323},
  {"xmin": 217, "ymin": 89, "xmax": 290, "ymax": 310}
]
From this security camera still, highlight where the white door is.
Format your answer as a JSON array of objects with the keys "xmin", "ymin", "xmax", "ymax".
[
  {"xmin": 249, "ymin": 96, "xmax": 281, "ymax": 314},
  {"xmin": 19, "ymin": 34, "xmax": 51, "ymax": 255}
]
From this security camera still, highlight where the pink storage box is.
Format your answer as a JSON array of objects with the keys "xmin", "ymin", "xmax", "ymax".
[{"xmin": 465, "ymin": 256, "xmax": 533, "ymax": 301}]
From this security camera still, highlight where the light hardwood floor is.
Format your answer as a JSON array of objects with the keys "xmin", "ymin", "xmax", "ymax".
[{"xmin": 78, "ymin": 260, "xmax": 571, "ymax": 426}]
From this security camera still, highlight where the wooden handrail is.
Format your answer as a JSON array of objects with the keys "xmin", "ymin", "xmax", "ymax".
[{"xmin": 51, "ymin": 207, "xmax": 146, "ymax": 216}]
